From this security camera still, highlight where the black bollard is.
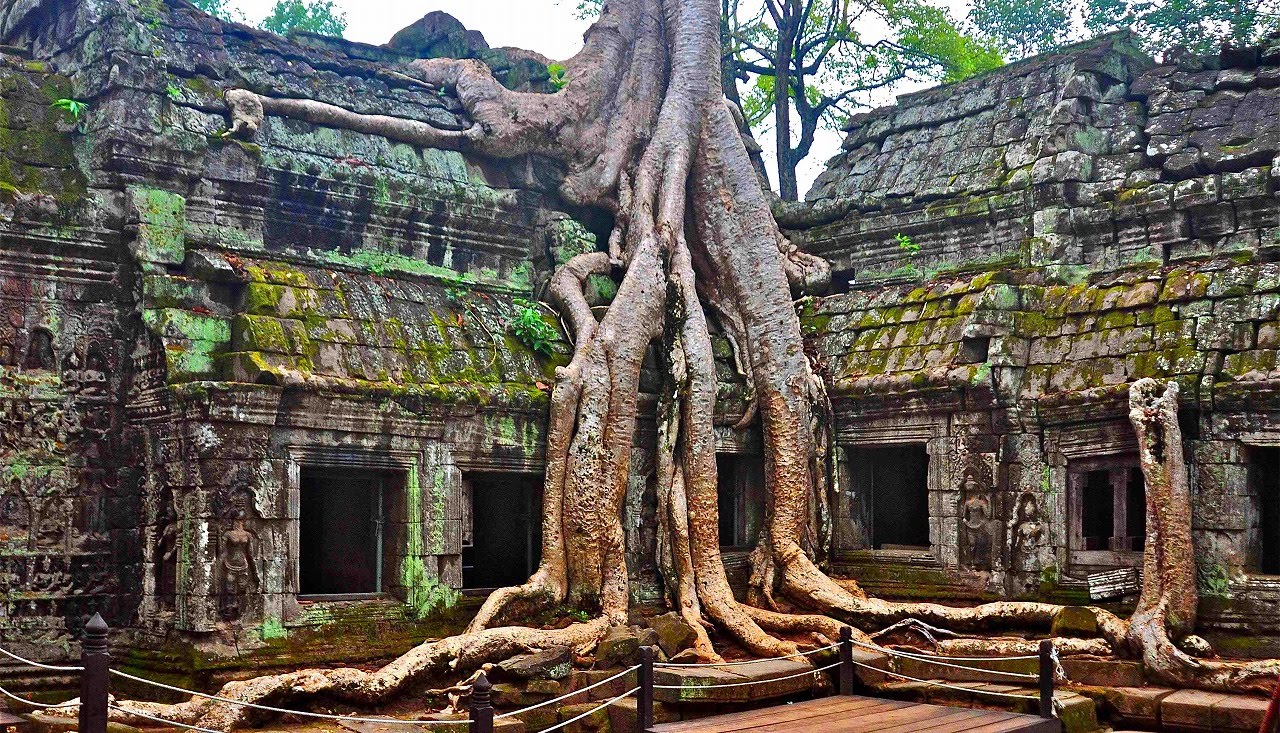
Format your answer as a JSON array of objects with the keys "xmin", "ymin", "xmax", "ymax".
[
  {"xmin": 638, "ymin": 645, "xmax": 655, "ymax": 732},
  {"xmin": 1038, "ymin": 639, "xmax": 1055, "ymax": 719},
  {"xmin": 79, "ymin": 613, "xmax": 110, "ymax": 733},
  {"xmin": 469, "ymin": 671, "xmax": 493, "ymax": 733},
  {"xmin": 839, "ymin": 627, "xmax": 855, "ymax": 696}
]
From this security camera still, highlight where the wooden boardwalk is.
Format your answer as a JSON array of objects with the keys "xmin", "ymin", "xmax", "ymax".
[{"xmin": 648, "ymin": 694, "xmax": 1063, "ymax": 733}]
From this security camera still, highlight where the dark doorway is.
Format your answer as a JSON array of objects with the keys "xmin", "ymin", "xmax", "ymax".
[
  {"xmin": 299, "ymin": 468, "xmax": 396, "ymax": 597},
  {"xmin": 462, "ymin": 473, "xmax": 542, "ymax": 589},
  {"xmin": 717, "ymin": 454, "xmax": 766, "ymax": 549},
  {"xmin": 847, "ymin": 445, "xmax": 930, "ymax": 550},
  {"xmin": 1252, "ymin": 447, "xmax": 1280, "ymax": 575}
]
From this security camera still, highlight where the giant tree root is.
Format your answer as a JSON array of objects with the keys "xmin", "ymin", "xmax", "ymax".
[{"xmin": 76, "ymin": 621, "xmax": 608, "ymax": 731}]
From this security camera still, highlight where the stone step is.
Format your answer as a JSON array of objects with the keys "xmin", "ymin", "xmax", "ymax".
[
  {"xmin": 1096, "ymin": 686, "xmax": 1272, "ymax": 733},
  {"xmin": 652, "ymin": 658, "xmax": 822, "ymax": 704},
  {"xmin": 873, "ymin": 679, "xmax": 1100, "ymax": 733}
]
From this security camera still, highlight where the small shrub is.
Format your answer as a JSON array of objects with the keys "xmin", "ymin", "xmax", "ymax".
[
  {"xmin": 441, "ymin": 273, "xmax": 469, "ymax": 303},
  {"xmin": 509, "ymin": 299, "xmax": 558, "ymax": 356},
  {"xmin": 51, "ymin": 98, "xmax": 89, "ymax": 133},
  {"xmin": 165, "ymin": 84, "xmax": 182, "ymax": 101},
  {"xmin": 547, "ymin": 63, "xmax": 568, "ymax": 91},
  {"xmin": 895, "ymin": 231, "xmax": 920, "ymax": 255}
]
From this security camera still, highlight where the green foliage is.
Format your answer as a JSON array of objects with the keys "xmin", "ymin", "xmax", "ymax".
[
  {"xmin": 547, "ymin": 63, "xmax": 569, "ymax": 91},
  {"xmin": 569, "ymin": 0, "xmax": 603, "ymax": 20},
  {"xmin": 190, "ymin": 0, "xmax": 245, "ymax": 22},
  {"xmin": 967, "ymin": 0, "xmax": 1072, "ymax": 58},
  {"xmin": 260, "ymin": 0, "xmax": 347, "ymax": 37},
  {"xmin": 887, "ymin": 0, "xmax": 1004, "ymax": 84},
  {"xmin": 441, "ymin": 273, "xmax": 470, "ymax": 303},
  {"xmin": 51, "ymin": 98, "xmax": 89, "ymax": 133},
  {"xmin": 1197, "ymin": 563, "xmax": 1232, "ymax": 600},
  {"xmin": 971, "ymin": 0, "xmax": 1280, "ymax": 60},
  {"xmin": 1084, "ymin": 0, "xmax": 1279, "ymax": 55},
  {"xmin": 726, "ymin": 0, "xmax": 1001, "ymax": 198},
  {"xmin": 165, "ymin": 84, "xmax": 182, "ymax": 101},
  {"xmin": 509, "ymin": 299, "xmax": 558, "ymax": 356},
  {"xmin": 895, "ymin": 232, "xmax": 920, "ymax": 254}
]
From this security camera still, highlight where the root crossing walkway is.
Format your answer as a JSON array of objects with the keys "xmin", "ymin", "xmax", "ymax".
[{"xmin": 647, "ymin": 694, "xmax": 1063, "ymax": 733}]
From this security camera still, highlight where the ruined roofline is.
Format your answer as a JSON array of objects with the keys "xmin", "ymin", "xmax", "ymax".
[{"xmin": 832, "ymin": 31, "xmax": 1152, "ymax": 142}]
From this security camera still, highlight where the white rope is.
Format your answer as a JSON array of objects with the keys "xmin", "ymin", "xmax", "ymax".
[
  {"xmin": 0, "ymin": 682, "xmax": 77, "ymax": 709},
  {"xmin": 109, "ymin": 670, "xmax": 471, "ymax": 725},
  {"xmin": 529, "ymin": 686, "xmax": 637, "ymax": 733},
  {"xmin": 848, "ymin": 641, "xmax": 1037, "ymax": 682},
  {"xmin": 494, "ymin": 665, "xmax": 640, "ymax": 719},
  {"xmin": 849, "ymin": 639, "xmax": 1039, "ymax": 662},
  {"xmin": 108, "ymin": 705, "xmax": 226, "ymax": 733},
  {"xmin": 654, "ymin": 643, "xmax": 840, "ymax": 668},
  {"xmin": 0, "ymin": 646, "xmax": 84, "ymax": 672},
  {"xmin": 653, "ymin": 661, "xmax": 840, "ymax": 690},
  {"xmin": 846, "ymin": 658, "xmax": 1041, "ymax": 702}
]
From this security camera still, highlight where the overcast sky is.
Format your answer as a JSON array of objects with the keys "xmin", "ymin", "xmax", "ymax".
[{"xmin": 228, "ymin": 0, "xmax": 967, "ymax": 196}]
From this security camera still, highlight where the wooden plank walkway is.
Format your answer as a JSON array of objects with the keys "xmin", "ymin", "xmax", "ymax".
[{"xmin": 648, "ymin": 694, "xmax": 1063, "ymax": 733}]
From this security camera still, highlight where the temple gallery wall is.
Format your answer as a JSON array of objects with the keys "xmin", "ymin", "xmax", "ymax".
[{"xmin": 0, "ymin": 0, "xmax": 1279, "ymax": 682}]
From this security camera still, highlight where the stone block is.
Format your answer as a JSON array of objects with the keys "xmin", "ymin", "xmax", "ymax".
[
  {"xmin": 1051, "ymin": 606, "xmax": 1099, "ymax": 637},
  {"xmin": 1061, "ymin": 659, "xmax": 1145, "ymax": 687},
  {"xmin": 596, "ymin": 625, "xmax": 640, "ymax": 668},
  {"xmin": 648, "ymin": 612, "xmax": 698, "ymax": 657},
  {"xmin": 499, "ymin": 647, "xmax": 573, "ymax": 680},
  {"xmin": 1104, "ymin": 687, "xmax": 1176, "ymax": 727},
  {"xmin": 1163, "ymin": 690, "xmax": 1231, "ymax": 731},
  {"xmin": 568, "ymin": 668, "xmax": 636, "ymax": 702},
  {"xmin": 557, "ymin": 701, "xmax": 611, "ymax": 733},
  {"xmin": 1211, "ymin": 694, "xmax": 1270, "ymax": 732}
]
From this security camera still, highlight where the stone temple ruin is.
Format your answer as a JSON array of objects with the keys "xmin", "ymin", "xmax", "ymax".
[{"xmin": 1, "ymin": 0, "xmax": 1280, "ymax": 712}]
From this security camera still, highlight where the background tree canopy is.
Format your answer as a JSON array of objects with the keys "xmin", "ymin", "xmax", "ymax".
[
  {"xmin": 969, "ymin": 0, "xmax": 1280, "ymax": 59},
  {"xmin": 192, "ymin": 0, "xmax": 348, "ymax": 38}
]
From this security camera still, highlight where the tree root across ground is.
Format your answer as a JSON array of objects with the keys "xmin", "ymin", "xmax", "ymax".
[{"xmin": 69, "ymin": 0, "xmax": 1280, "ymax": 728}]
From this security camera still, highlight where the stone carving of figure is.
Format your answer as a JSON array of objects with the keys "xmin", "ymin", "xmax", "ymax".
[
  {"xmin": 959, "ymin": 468, "xmax": 993, "ymax": 569},
  {"xmin": 79, "ymin": 346, "xmax": 109, "ymax": 397},
  {"xmin": 218, "ymin": 511, "xmax": 259, "ymax": 622},
  {"xmin": 157, "ymin": 503, "xmax": 179, "ymax": 605},
  {"xmin": 23, "ymin": 329, "xmax": 54, "ymax": 372},
  {"xmin": 1012, "ymin": 492, "xmax": 1045, "ymax": 589}
]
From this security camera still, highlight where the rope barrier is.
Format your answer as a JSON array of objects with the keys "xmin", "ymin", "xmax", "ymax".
[
  {"xmin": 109, "ymin": 670, "xmax": 472, "ymax": 725},
  {"xmin": 653, "ymin": 661, "xmax": 842, "ymax": 690},
  {"xmin": 848, "ymin": 639, "xmax": 1040, "ymax": 663},
  {"xmin": 845, "ymin": 658, "xmax": 1040, "ymax": 702},
  {"xmin": 0, "ymin": 646, "xmax": 85, "ymax": 672},
  {"xmin": 0, "ymin": 682, "xmax": 78, "ymax": 710},
  {"xmin": 846, "ymin": 640, "xmax": 1038, "ymax": 681},
  {"xmin": 494, "ymin": 665, "xmax": 640, "ymax": 720},
  {"xmin": 530, "ymin": 686, "xmax": 638, "ymax": 733},
  {"xmin": 108, "ymin": 705, "xmax": 226, "ymax": 733},
  {"xmin": 654, "ymin": 643, "xmax": 841, "ymax": 668}
]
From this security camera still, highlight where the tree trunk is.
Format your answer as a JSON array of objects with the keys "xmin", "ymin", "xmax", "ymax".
[{"xmin": 1124, "ymin": 379, "xmax": 1280, "ymax": 693}]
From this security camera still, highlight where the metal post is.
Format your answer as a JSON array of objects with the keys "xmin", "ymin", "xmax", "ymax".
[
  {"xmin": 839, "ymin": 626, "xmax": 855, "ymax": 695},
  {"xmin": 638, "ymin": 645, "xmax": 655, "ymax": 732},
  {"xmin": 1039, "ymin": 639, "xmax": 1055, "ymax": 719},
  {"xmin": 469, "ymin": 671, "xmax": 493, "ymax": 733},
  {"xmin": 78, "ymin": 613, "xmax": 110, "ymax": 733}
]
